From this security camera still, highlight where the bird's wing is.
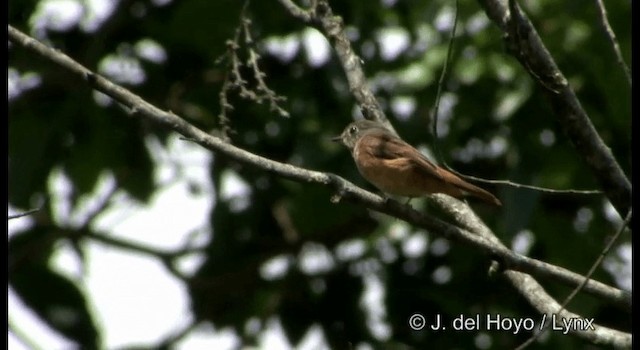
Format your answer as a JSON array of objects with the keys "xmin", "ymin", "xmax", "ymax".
[
  {"xmin": 357, "ymin": 132, "xmax": 501, "ymax": 205},
  {"xmin": 365, "ymin": 133, "xmax": 444, "ymax": 181}
]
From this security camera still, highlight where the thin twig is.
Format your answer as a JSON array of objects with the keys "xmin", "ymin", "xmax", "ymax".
[
  {"xmin": 504, "ymin": 271, "xmax": 630, "ymax": 348},
  {"xmin": 437, "ymin": 197, "xmax": 630, "ymax": 348},
  {"xmin": 455, "ymin": 174, "xmax": 602, "ymax": 195},
  {"xmin": 430, "ymin": 0, "xmax": 601, "ymax": 198},
  {"xmin": 244, "ymin": 22, "xmax": 289, "ymax": 116},
  {"xmin": 77, "ymin": 181, "xmax": 119, "ymax": 229},
  {"xmin": 8, "ymin": 24, "xmax": 631, "ymax": 346},
  {"xmin": 155, "ymin": 320, "xmax": 201, "ymax": 349},
  {"xmin": 304, "ymin": 0, "xmax": 391, "ymax": 127},
  {"xmin": 8, "ymin": 208, "xmax": 41, "ymax": 220},
  {"xmin": 479, "ymin": 0, "xmax": 631, "ymax": 218},
  {"xmin": 431, "ymin": 0, "xmax": 459, "ymax": 165},
  {"xmin": 514, "ymin": 209, "xmax": 632, "ymax": 350},
  {"xmin": 80, "ymin": 229, "xmax": 205, "ymax": 281},
  {"xmin": 594, "ymin": 0, "xmax": 631, "ymax": 86}
]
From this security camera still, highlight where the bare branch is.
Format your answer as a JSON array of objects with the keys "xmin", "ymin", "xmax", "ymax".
[
  {"xmin": 432, "ymin": 195, "xmax": 630, "ymax": 309},
  {"xmin": 477, "ymin": 0, "xmax": 631, "ymax": 219},
  {"xmin": 275, "ymin": 0, "xmax": 314, "ymax": 23},
  {"xmin": 8, "ymin": 25, "xmax": 630, "ymax": 347},
  {"xmin": 300, "ymin": 0, "xmax": 395, "ymax": 133},
  {"xmin": 420, "ymin": 0, "xmax": 604, "ymax": 199},
  {"xmin": 454, "ymin": 174, "xmax": 602, "ymax": 195},
  {"xmin": 433, "ymin": 196, "xmax": 630, "ymax": 348},
  {"xmin": 155, "ymin": 320, "xmax": 201, "ymax": 349},
  {"xmin": 506, "ymin": 272, "xmax": 630, "ymax": 349},
  {"xmin": 79, "ymin": 229, "xmax": 205, "ymax": 282},
  {"xmin": 215, "ymin": 0, "xmax": 290, "ymax": 139},
  {"xmin": 8, "ymin": 208, "xmax": 41, "ymax": 220},
  {"xmin": 8, "ymin": 24, "xmax": 628, "ymax": 305},
  {"xmin": 594, "ymin": 0, "xmax": 631, "ymax": 86},
  {"xmin": 515, "ymin": 209, "xmax": 632, "ymax": 349},
  {"xmin": 432, "ymin": 0, "xmax": 459, "ymax": 164},
  {"xmin": 244, "ymin": 27, "xmax": 289, "ymax": 117}
]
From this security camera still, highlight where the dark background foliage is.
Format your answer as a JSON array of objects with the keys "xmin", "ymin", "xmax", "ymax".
[{"xmin": 8, "ymin": 0, "xmax": 630, "ymax": 349}]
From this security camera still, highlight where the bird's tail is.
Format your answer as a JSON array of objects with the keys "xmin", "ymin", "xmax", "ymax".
[
  {"xmin": 437, "ymin": 168, "xmax": 502, "ymax": 206},
  {"xmin": 459, "ymin": 182, "xmax": 502, "ymax": 206}
]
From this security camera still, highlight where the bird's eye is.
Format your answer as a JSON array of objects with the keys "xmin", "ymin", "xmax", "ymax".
[{"xmin": 349, "ymin": 126, "xmax": 358, "ymax": 134}]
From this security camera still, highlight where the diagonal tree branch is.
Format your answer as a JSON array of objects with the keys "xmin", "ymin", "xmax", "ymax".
[
  {"xmin": 514, "ymin": 209, "xmax": 632, "ymax": 349},
  {"xmin": 311, "ymin": 1, "xmax": 387, "ymax": 122},
  {"xmin": 8, "ymin": 23, "xmax": 630, "ymax": 347},
  {"xmin": 276, "ymin": 0, "xmax": 397, "ymax": 134},
  {"xmin": 432, "ymin": 195, "xmax": 630, "ymax": 309},
  {"xmin": 506, "ymin": 271, "xmax": 631, "ymax": 349},
  {"xmin": 477, "ymin": 0, "xmax": 631, "ymax": 220},
  {"xmin": 275, "ymin": 3, "xmax": 630, "ymax": 347},
  {"xmin": 434, "ymin": 196, "xmax": 631, "ymax": 348},
  {"xmin": 8, "ymin": 22, "xmax": 629, "ymax": 308}
]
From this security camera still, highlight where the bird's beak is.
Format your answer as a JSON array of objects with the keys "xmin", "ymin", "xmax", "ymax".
[{"xmin": 331, "ymin": 135, "xmax": 342, "ymax": 143}]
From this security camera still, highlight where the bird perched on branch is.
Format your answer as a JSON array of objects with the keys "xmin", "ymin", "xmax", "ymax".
[{"xmin": 332, "ymin": 120, "xmax": 501, "ymax": 206}]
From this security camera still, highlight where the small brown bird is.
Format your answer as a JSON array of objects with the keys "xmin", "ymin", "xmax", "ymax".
[{"xmin": 332, "ymin": 120, "xmax": 502, "ymax": 206}]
